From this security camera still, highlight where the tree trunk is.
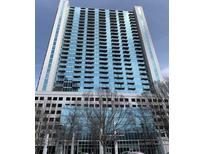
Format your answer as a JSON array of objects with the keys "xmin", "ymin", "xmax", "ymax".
[
  {"xmin": 99, "ymin": 141, "xmax": 104, "ymax": 154},
  {"xmin": 71, "ymin": 133, "xmax": 75, "ymax": 154},
  {"xmin": 114, "ymin": 141, "xmax": 118, "ymax": 154},
  {"xmin": 43, "ymin": 134, "xmax": 49, "ymax": 154}
]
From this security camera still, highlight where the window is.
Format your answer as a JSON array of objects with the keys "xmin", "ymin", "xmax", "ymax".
[
  {"xmin": 59, "ymin": 97, "xmax": 63, "ymax": 101},
  {"xmin": 47, "ymin": 97, "xmax": 52, "ymax": 101},
  {"xmin": 164, "ymin": 99, "xmax": 168, "ymax": 102},
  {"xmin": 38, "ymin": 103, "xmax": 43, "ymax": 107},
  {"xmin": 154, "ymin": 105, "xmax": 158, "ymax": 109},
  {"xmin": 66, "ymin": 97, "xmax": 70, "ymax": 101},
  {"xmin": 89, "ymin": 79, "xmax": 98, "ymax": 86},
  {"xmin": 125, "ymin": 67, "xmax": 132, "ymax": 70},
  {"xmin": 46, "ymin": 104, "xmax": 50, "ymax": 107},
  {"xmin": 125, "ymin": 63, "xmax": 131, "ymax": 66},
  {"xmin": 56, "ymin": 110, "xmax": 61, "ymax": 114},
  {"xmin": 127, "ymin": 81, "xmax": 135, "ymax": 85},
  {"xmin": 100, "ymin": 76, "xmax": 108, "ymax": 79},
  {"xmin": 102, "ymin": 104, "xmax": 106, "ymax": 108},
  {"xmin": 51, "ymin": 110, "xmax": 55, "ymax": 114},
  {"xmin": 52, "ymin": 104, "xmax": 56, "ymax": 107},
  {"xmin": 115, "ymin": 104, "xmax": 119, "ymax": 108},
  {"xmin": 77, "ymin": 97, "xmax": 81, "ymax": 101},
  {"xmin": 40, "ymin": 97, "xmax": 44, "ymax": 100},
  {"xmin": 113, "ymin": 67, "xmax": 122, "ymax": 70},
  {"xmin": 45, "ymin": 110, "xmax": 49, "ymax": 114},
  {"xmin": 35, "ymin": 97, "xmax": 38, "ymax": 100},
  {"xmin": 148, "ymin": 99, "xmax": 152, "ymax": 102},
  {"xmin": 53, "ymin": 97, "xmax": 57, "ymax": 101},
  {"xmin": 161, "ymin": 133, "xmax": 166, "ymax": 137},
  {"xmin": 55, "ymin": 118, "xmax": 60, "ymax": 122},
  {"xmin": 115, "ymin": 87, "xmax": 125, "ymax": 90},
  {"xmin": 101, "ymin": 98, "xmax": 105, "ymax": 102},
  {"xmin": 127, "ymin": 77, "xmax": 134, "ymax": 80},
  {"xmin": 58, "ymin": 104, "xmax": 62, "ymax": 107}
]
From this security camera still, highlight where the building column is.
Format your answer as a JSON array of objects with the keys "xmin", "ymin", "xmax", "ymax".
[
  {"xmin": 99, "ymin": 141, "xmax": 104, "ymax": 154},
  {"xmin": 59, "ymin": 145, "xmax": 63, "ymax": 154},
  {"xmin": 114, "ymin": 141, "xmax": 118, "ymax": 154}
]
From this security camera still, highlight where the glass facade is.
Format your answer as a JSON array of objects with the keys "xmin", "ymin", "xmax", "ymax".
[
  {"xmin": 42, "ymin": 0, "xmax": 67, "ymax": 91},
  {"xmin": 59, "ymin": 105, "xmax": 160, "ymax": 154},
  {"xmin": 134, "ymin": 7, "xmax": 163, "ymax": 82},
  {"xmin": 61, "ymin": 105, "xmax": 155, "ymax": 135},
  {"xmin": 51, "ymin": 7, "xmax": 152, "ymax": 94}
]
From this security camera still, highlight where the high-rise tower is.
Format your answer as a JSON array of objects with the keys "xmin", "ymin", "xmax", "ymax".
[
  {"xmin": 37, "ymin": 0, "xmax": 163, "ymax": 94},
  {"xmin": 35, "ymin": 1, "xmax": 168, "ymax": 154}
]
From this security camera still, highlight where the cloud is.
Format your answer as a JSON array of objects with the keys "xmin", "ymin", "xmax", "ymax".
[{"xmin": 162, "ymin": 67, "xmax": 169, "ymax": 78}]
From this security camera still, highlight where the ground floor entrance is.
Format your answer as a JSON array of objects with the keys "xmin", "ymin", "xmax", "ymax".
[{"xmin": 36, "ymin": 139, "xmax": 163, "ymax": 154}]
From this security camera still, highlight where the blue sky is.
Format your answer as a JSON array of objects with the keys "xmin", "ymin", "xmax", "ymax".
[{"xmin": 35, "ymin": 0, "xmax": 169, "ymax": 85}]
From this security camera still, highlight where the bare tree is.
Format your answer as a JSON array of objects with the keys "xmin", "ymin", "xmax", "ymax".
[
  {"xmin": 153, "ymin": 80, "xmax": 169, "ymax": 99},
  {"xmin": 139, "ymin": 104, "xmax": 160, "ymax": 154},
  {"xmin": 152, "ymin": 80, "xmax": 169, "ymax": 138},
  {"xmin": 35, "ymin": 104, "xmax": 53, "ymax": 154},
  {"xmin": 55, "ymin": 105, "xmax": 82, "ymax": 154},
  {"xmin": 142, "ymin": 81, "xmax": 169, "ymax": 154},
  {"xmin": 82, "ymin": 90, "xmax": 136, "ymax": 154}
]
